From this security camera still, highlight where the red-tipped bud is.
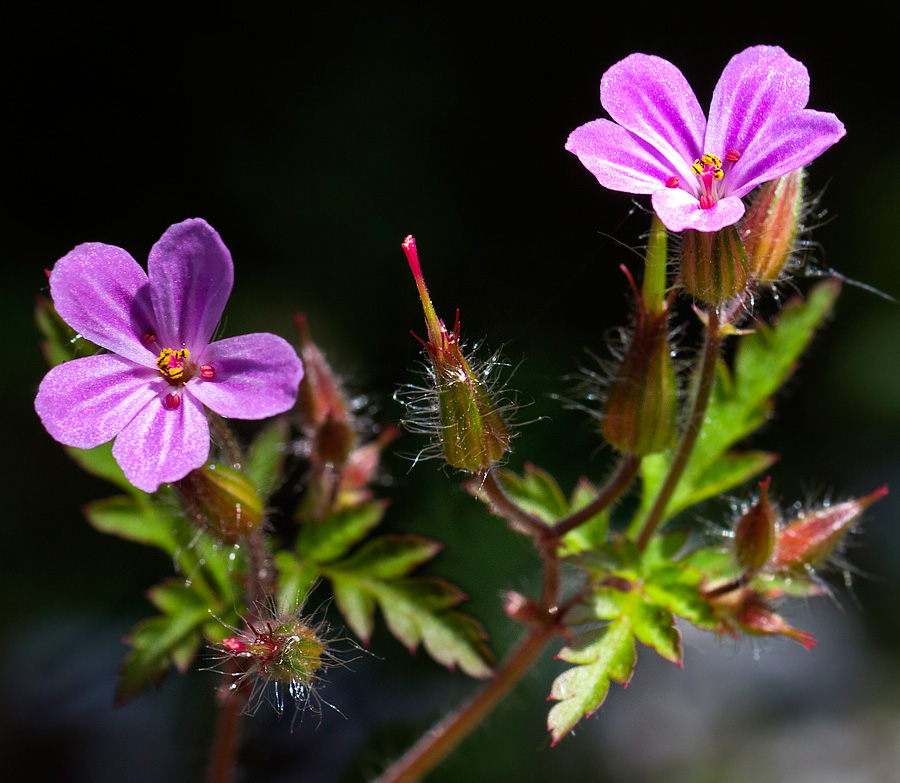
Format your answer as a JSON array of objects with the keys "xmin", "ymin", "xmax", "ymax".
[
  {"xmin": 175, "ymin": 464, "xmax": 265, "ymax": 544},
  {"xmin": 295, "ymin": 314, "xmax": 352, "ymax": 435},
  {"xmin": 734, "ymin": 591, "xmax": 817, "ymax": 649},
  {"xmin": 401, "ymin": 236, "xmax": 511, "ymax": 472},
  {"xmin": 773, "ymin": 486, "xmax": 888, "ymax": 574},
  {"xmin": 680, "ymin": 226, "xmax": 749, "ymax": 304},
  {"xmin": 741, "ymin": 169, "xmax": 805, "ymax": 284},
  {"xmin": 220, "ymin": 614, "xmax": 329, "ymax": 695},
  {"xmin": 734, "ymin": 478, "xmax": 778, "ymax": 576},
  {"xmin": 708, "ymin": 587, "xmax": 816, "ymax": 650}
]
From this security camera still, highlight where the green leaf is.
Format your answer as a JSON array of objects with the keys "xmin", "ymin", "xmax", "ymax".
[
  {"xmin": 331, "ymin": 578, "xmax": 377, "ymax": 641},
  {"xmin": 548, "ymin": 617, "xmax": 636, "ymax": 744},
  {"xmin": 65, "ymin": 442, "xmax": 141, "ymax": 494},
  {"xmin": 295, "ymin": 500, "xmax": 388, "ymax": 563},
  {"xmin": 84, "ymin": 495, "xmax": 179, "ymax": 554},
  {"xmin": 116, "ymin": 581, "xmax": 211, "ymax": 705},
  {"xmin": 330, "ymin": 535, "xmax": 442, "ymax": 580},
  {"xmin": 634, "ymin": 280, "xmax": 839, "ymax": 530},
  {"xmin": 495, "ymin": 464, "xmax": 569, "ymax": 523},
  {"xmin": 274, "ymin": 551, "xmax": 320, "ymax": 615},
  {"xmin": 560, "ymin": 477, "xmax": 610, "ymax": 556},
  {"xmin": 367, "ymin": 578, "xmax": 493, "ymax": 677}
]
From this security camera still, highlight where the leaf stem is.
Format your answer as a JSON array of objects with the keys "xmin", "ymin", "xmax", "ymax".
[
  {"xmin": 479, "ymin": 470, "xmax": 554, "ymax": 537},
  {"xmin": 206, "ymin": 675, "xmax": 250, "ymax": 783},
  {"xmin": 636, "ymin": 308, "xmax": 722, "ymax": 550}
]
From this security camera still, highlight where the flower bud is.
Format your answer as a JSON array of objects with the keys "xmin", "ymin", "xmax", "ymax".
[
  {"xmin": 602, "ymin": 301, "xmax": 677, "ymax": 456},
  {"xmin": 732, "ymin": 590, "xmax": 816, "ymax": 649},
  {"xmin": 733, "ymin": 478, "xmax": 777, "ymax": 576},
  {"xmin": 175, "ymin": 464, "xmax": 264, "ymax": 543},
  {"xmin": 401, "ymin": 235, "xmax": 510, "ymax": 472},
  {"xmin": 220, "ymin": 613, "xmax": 331, "ymax": 711},
  {"xmin": 773, "ymin": 486, "xmax": 888, "ymax": 574},
  {"xmin": 740, "ymin": 169, "xmax": 805, "ymax": 284},
  {"xmin": 680, "ymin": 225, "xmax": 748, "ymax": 304}
]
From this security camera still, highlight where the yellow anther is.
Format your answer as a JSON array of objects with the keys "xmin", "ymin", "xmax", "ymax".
[
  {"xmin": 692, "ymin": 152, "xmax": 724, "ymax": 180},
  {"xmin": 157, "ymin": 348, "xmax": 190, "ymax": 381}
]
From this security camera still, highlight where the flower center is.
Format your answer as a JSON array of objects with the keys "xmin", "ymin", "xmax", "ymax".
[
  {"xmin": 157, "ymin": 348, "xmax": 194, "ymax": 384},
  {"xmin": 692, "ymin": 153, "xmax": 724, "ymax": 209}
]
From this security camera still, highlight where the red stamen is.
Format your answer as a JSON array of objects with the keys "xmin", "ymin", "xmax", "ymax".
[
  {"xmin": 665, "ymin": 176, "xmax": 680, "ymax": 188},
  {"xmin": 200, "ymin": 364, "xmax": 216, "ymax": 379},
  {"xmin": 165, "ymin": 393, "xmax": 181, "ymax": 410},
  {"xmin": 141, "ymin": 330, "xmax": 157, "ymax": 346},
  {"xmin": 699, "ymin": 194, "xmax": 715, "ymax": 210},
  {"xmin": 725, "ymin": 149, "xmax": 741, "ymax": 162}
]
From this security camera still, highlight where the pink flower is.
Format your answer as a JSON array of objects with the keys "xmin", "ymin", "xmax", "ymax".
[
  {"xmin": 35, "ymin": 219, "xmax": 304, "ymax": 492},
  {"xmin": 566, "ymin": 45, "xmax": 845, "ymax": 232}
]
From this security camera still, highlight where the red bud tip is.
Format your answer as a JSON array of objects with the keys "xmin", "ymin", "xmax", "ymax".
[{"xmin": 402, "ymin": 234, "xmax": 423, "ymax": 279}]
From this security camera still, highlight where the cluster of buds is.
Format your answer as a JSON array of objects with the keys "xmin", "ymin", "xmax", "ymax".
[
  {"xmin": 399, "ymin": 236, "xmax": 511, "ymax": 473},
  {"xmin": 217, "ymin": 611, "xmax": 332, "ymax": 714},
  {"xmin": 706, "ymin": 482, "xmax": 888, "ymax": 647},
  {"xmin": 295, "ymin": 314, "xmax": 398, "ymax": 517},
  {"xmin": 680, "ymin": 170, "xmax": 807, "ymax": 305}
]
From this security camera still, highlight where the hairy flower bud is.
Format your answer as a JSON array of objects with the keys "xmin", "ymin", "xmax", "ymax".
[
  {"xmin": 401, "ymin": 235, "xmax": 510, "ymax": 472},
  {"xmin": 741, "ymin": 169, "xmax": 805, "ymax": 284},
  {"xmin": 602, "ymin": 294, "xmax": 676, "ymax": 456},
  {"xmin": 176, "ymin": 464, "xmax": 265, "ymax": 543},
  {"xmin": 773, "ymin": 486, "xmax": 888, "ymax": 574},
  {"xmin": 680, "ymin": 225, "xmax": 748, "ymax": 304},
  {"xmin": 707, "ymin": 587, "xmax": 816, "ymax": 649},
  {"xmin": 733, "ymin": 478, "xmax": 777, "ymax": 576}
]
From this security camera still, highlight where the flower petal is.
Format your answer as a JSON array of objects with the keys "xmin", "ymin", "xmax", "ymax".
[
  {"xmin": 148, "ymin": 219, "xmax": 234, "ymax": 352},
  {"xmin": 49, "ymin": 243, "xmax": 157, "ymax": 366},
  {"xmin": 652, "ymin": 189, "xmax": 746, "ymax": 233},
  {"xmin": 566, "ymin": 119, "xmax": 698, "ymax": 196},
  {"xmin": 189, "ymin": 333, "xmax": 304, "ymax": 419},
  {"xmin": 35, "ymin": 354, "xmax": 161, "ymax": 449},
  {"xmin": 600, "ymin": 53, "xmax": 706, "ymax": 178},
  {"xmin": 112, "ymin": 391, "xmax": 210, "ymax": 492},
  {"xmin": 725, "ymin": 110, "xmax": 846, "ymax": 198},
  {"xmin": 705, "ymin": 45, "xmax": 811, "ymax": 166}
]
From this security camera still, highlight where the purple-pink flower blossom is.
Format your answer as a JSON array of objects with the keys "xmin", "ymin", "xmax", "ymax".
[
  {"xmin": 566, "ymin": 45, "xmax": 845, "ymax": 233},
  {"xmin": 35, "ymin": 218, "xmax": 304, "ymax": 493}
]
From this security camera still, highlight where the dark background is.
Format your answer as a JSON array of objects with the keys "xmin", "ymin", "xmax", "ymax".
[{"xmin": 4, "ymin": 3, "xmax": 900, "ymax": 781}]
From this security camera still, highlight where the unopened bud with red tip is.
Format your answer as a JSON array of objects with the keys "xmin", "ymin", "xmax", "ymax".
[
  {"xmin": 773, "ymin": 486, "xmax": 888, "ymax": 574},
  {"xmin": 733, "ymin": 590, "xmax": 817, "ymax": 650},
  {"xmin": 175, "ymin": 464, "xmax": 264, "ymax": 544},
  {"xmin": 602, "ymin": 220, "xmax": 677, "ymax": 455},
  {"xmin": 741, "ymin": 169, "xmax": 805, "ymax": 284},
  {"xmin": 402, "ymin": 235, "xmax": 510, "ymax": 472},
  {"xmin": 734, "ymin": 478, "xmax": 778, "ymax": 576},
  {"xmin": 680, "ymin": 225, "xmax": 748, "ymax": 304},
  {"xmin": 221, "ymin": 615, "xmax": 328, "ymax": 697}
]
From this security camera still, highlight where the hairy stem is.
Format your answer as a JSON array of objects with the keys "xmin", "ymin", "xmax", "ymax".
[
  {"xmin": 636, "ymin": 308, "xmax": 722, "ymax": 550},
  {"xmin": 479, "ymin": 470, "xmax": 553, "ymax": 537},
  {"xmin": 207, "ymin": 674, "xmax": 250, "ymax": 783}
]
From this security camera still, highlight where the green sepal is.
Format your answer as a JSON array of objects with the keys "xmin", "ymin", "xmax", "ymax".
[
  {"xmin": 548, "ymin": 616, "xmax": 636, "ymax": 744},
  {"xmin": 116, "ymin": 580, "xmax": 217, "ymax": 706},
  {"xmin": 295, "ymin": 499, "xmax": 388, "ymax": 563}
]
